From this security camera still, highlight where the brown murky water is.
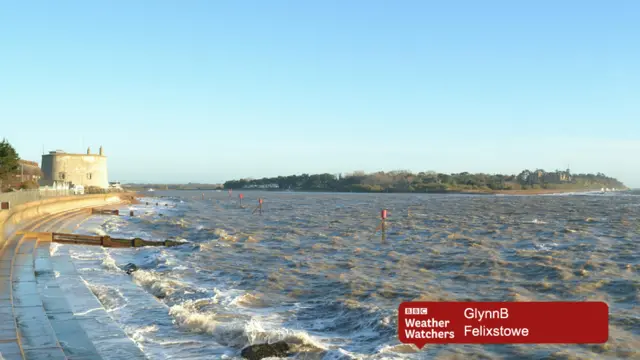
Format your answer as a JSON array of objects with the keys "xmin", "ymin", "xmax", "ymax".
[{"xmin": 66, "ymin": 191, "xmax": 639, "ymax": 359}]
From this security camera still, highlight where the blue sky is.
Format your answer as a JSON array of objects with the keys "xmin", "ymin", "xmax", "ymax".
[{"xmin": 1, "ymin": 1, "xmax": 639, "ymax": 186}]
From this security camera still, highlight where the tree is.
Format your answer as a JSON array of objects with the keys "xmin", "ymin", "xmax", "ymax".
[{"xmin": 0, "ymin": 139, "xmax": 20, "ymax": 189}]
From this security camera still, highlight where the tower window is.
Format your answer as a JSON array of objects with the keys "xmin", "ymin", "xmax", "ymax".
[
  {"xmin": 59, "ymin": 172, "xmax": 66, "ymax": 180},
  {"xmin": 87, "ymin": 173, "xmax": 92, "ymax": 180}
]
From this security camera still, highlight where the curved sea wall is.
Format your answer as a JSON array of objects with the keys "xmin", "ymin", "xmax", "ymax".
[{"xmin": 0, "ymin": 193, "xmax": 132, "ymax": 249}]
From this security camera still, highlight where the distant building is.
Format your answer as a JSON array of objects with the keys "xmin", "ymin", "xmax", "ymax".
[
  {"xmin": 3, "ymin": 160, "xmax": 42, "ymax": 188},
  {"xmin": 559, "ymin": 168, "xmax": 572, "ymax": 182},
  {"xmin": 109, "ymin": 181, "xmax": 123, "ymax": 191},
  {"xmin": 40, "ymin": 146, "xmax": 109, "ymax": 189},
  {"xmin": 18, "ymin": 160, "xmax": 42, "ymax": 183},
  {"xmin": 244, "ymin": 183, "xmax": 279, "ymax": 189}
]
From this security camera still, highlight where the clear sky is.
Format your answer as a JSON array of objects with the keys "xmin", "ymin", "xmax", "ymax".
[{"xmin": 1, "ymin": 1, "xmax": 639, "ymax": 187}]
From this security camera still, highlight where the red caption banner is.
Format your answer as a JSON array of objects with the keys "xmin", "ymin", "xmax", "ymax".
[{"xmin": 398, "ymin": 302, "xmax": 608, "ymax": 348}]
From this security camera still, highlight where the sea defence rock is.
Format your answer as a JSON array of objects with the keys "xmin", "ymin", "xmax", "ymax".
[
  {"xmin": 240, "ymin": 341, "xmax": 291, "ymax": 360},
  {"xmin": 122, "ymin": 263, "xmax": 138, "ymax": 274}
]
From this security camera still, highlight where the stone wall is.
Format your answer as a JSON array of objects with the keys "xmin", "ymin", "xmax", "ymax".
[
  {"xmin": 0, "ymin": 193, "xmax": 126, "ymax": 251},
  {"xmin": 41, "ymin": 153, "xmax": 109, "ymax": 188}
]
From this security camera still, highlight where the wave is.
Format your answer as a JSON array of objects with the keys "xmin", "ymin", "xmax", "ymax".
[
  {"xmin": 133, "ymin": 248, "xmax": 178, "ymax": 269},
  {"xmin": 377, "ymin": 343, "xmax": 419, "ymax": 354},
  {"xmin": 321, "ymin": 349, "xmax": 361, "ymax": 360},
  {"xmin": 131, "ymin": 269, "xmax": 193, "ymax": 299},
  {"xmin": 69, "ymin": 249, "xmax": 102, "ymax": 261},
  {"xmin": 231, "ymin": 292, "xmax": 270, "ymax": 308},
  {"xmin": 86, "ymin": 282, "xmax": 128, "ymax": 312},
  {"xmin": 129, "ymin": 324, "xmax": 158, "ymax": 346},
  {"xmin": 213, "ymin": 228, "xmax": 238, "ymax": 242},
  {"xmin": 101, "ymin": 251, "xmax": 121, "ymax": 272},
  {"xmin": 90, "ymin": 227, "xmax": 108, "ymax": 236},
  {"xmin": 168, "ymin": 298, "xmax": 327, "ymax": 353},
  {"xmin": 49, "ymin": 243, "xmax": 61, "ymax": 257},
  {"xmin": 170, "ymin": 218, "xmax": 190, "ymax": 229},
  {"xmin": 295, "ymin": 299, "xmax": 396, "ymax": 343}
]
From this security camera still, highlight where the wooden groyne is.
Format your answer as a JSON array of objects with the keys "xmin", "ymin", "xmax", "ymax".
[
  {"xmin": 91, "ymin": 208, "xmax": 121, "ymax": 215},
  {"xmin": 18, "ymin": 231, "xmax": 183, "ymax": 248},
  {"xmin": 91, "ymin": 205, "xmax": 175, "ymax": 217}
]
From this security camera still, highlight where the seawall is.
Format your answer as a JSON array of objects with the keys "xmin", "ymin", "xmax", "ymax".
[{"xmin": 0, "ymin": 193, "xmax": 133, "ymax": 251}]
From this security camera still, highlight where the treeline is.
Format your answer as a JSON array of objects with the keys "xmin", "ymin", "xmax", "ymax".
[
  {"xmin": 124, "ymin": 183, "xmax": 223, "ymax": 191},
  {"xmin": 0, "ymin": 139, "xmax": 36, "ymax": 192},
  {"xmin": 223, "ymin": 169, "xmax": 626, "ymax": 193}
]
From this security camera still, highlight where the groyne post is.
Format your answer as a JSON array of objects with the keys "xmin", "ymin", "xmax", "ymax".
[
  {"xmin": 368, "ymin": 209, "xmax": 389, "ymax": 242},
  {"xmin": 381, "ymin": 209, "xmax": 388, "ymax": 241},
  {"xmin": 252, "ymin": 198, "xmax": 263, "ymax": 215}
]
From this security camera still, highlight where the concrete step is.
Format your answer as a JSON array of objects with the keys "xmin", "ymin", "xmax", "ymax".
[
  {"xmin": 35, "ymin": 242, "xmax": 103, "ymax": 359},
  {"xmin": 0, "ymin": 215, "xmax": 56, "ymax": 360},
  {"xmin": 1, "ymin": 205, "xmax": 145, "ymax": 360},
  {"xmin": 12, "ymin": 238, "xmax": 66, "ymax": 360},
  {"xmin": 46, "ymin": 243, "xmax": 147, "ymax": 360}
]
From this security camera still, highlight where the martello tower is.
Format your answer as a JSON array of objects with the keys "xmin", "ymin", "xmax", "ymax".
[{"xmin": 40, "ymin": 146, "xmax": 108, "ymax": 188}]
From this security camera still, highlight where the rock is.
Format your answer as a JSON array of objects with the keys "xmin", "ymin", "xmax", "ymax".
[
  {"xmin": 240, "ymin": 341, "xmax": 291, "ymax": 360},
  {"xmin": 122, "ymin": 263, "xmax": 138, "ymax": 275}
]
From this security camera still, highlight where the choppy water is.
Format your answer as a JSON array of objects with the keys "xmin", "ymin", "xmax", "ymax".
[{"xmin": 53, "ymin": 190, "xmax": 639, "ymax": 359}]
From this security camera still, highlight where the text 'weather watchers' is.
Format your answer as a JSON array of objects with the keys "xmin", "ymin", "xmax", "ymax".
[{"xmin": 398, "ymin": 302, "xmax": 608, "ymax": 348}]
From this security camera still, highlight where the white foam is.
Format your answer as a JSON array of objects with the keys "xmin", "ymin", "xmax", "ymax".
[
  {"xmin": 131, "ymin": 269, "xmax": 189, "ymax": 298},
  {"xmin": 321, "ymin": 348, "xmax": 360, "ymax": 360},
  {"xmin": 377, "ymin": 343, "xmax": 419, "ymax": 355},
  {"xmin": 91, "ymin": 227, "xmax": 108, "ymax": 236},
  {"xmin": 69, "ymin": 250, "xmax": 101, "ymax": 261},
  {"xmin": 213, "ymin": 228, "xmax": 238, "ymax": 242},
  {"xmin": 230, "ymin": 293, "xmax": 269, "ymax": 309},
  {"xmin": 168, "ymin": 298, "xmax": 327, "ymax": 352},
  {"xmin": 74, "ymin": 307, "xmax": 103, "ymax": 316},
  {"xmin": 49, "ymin": 243, "xmax": 61, "ymax": 257},
  {"xmin": 86, "ymin": 282, "xmax": 128, "ymax": 312},
  {"xmin": 101, "ymin": 251, "xmax": 120, "ymax": 272},
  {"xmin": 130, "ymin": 324, "xmax": 158, "ymax": 346},
  {"xmin": 535, "ymin": 243, "xmax": 557, "ymax": 251}
]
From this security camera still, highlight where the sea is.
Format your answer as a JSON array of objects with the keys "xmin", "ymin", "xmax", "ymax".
[{"xmin": 53, "ymin": 190, "xmax": 639, "ymax": 359}]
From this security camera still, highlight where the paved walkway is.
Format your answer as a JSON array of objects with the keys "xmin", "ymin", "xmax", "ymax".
[{"xmin": 0, "ymin": 208, "xmax": 147, "ymax": 360}]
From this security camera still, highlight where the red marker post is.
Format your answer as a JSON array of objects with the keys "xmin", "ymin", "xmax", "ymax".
[
  {"xmin": 398, "ymin": 302, "xmax": 608, "ymax": 349},
  {"xmin": 369, "ymin": 209, "xmax": 390, "ymax": 242},
  {"xmin": 253, "ymin": 198, "xmax": 264, "ymax": 215},
  {"xmin": 239, "ymin": 193, "xmax": 244, "ymax": 206},
  {"xmin": 381, "ymin": 209, "xmax": 389, "ymax": 234}
]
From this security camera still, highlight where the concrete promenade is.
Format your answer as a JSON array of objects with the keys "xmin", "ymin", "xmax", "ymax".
[{"xmin": 0, "ymin": 194, "xmax": 146, "ymax": 359}]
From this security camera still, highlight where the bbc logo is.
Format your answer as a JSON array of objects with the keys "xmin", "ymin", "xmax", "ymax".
[{"xmin": 405, "ymin": 308, "xmax": 428, "ymax": 315}]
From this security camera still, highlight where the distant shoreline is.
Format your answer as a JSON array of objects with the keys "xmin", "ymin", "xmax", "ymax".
[
  {"xmin": 130, "ymin": 187, "xmax": 624, "ymax": 196},
  {"xmin": 125, "ymin": 169, "xmax": 626, "ymax": 196},
  {"xmin": 458, "ymin": 188, "xmax": 615, "ymax": 195}
]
